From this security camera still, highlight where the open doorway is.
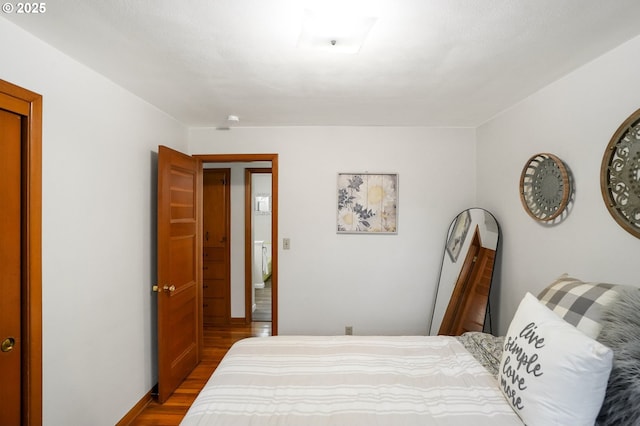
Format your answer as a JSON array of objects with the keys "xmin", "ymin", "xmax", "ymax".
[
  {"xmin": 246, "ymin": 168, "xmax": 272, "ymax": 322},
  {"xmin": 155, "ymin": 149, "xmax": 278, "ymax": 404},
  {"xmin": 195, "ymin": 154, "xmax": 278, "ymax": 334}
]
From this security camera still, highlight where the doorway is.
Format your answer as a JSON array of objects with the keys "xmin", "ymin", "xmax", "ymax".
[
  {"xmin": 195, "ymin": 154, "xmax": 279, "ymax": 333},
  {"xmin": 246, "ymin": 168, "xmax": 273, "ymax": 322},
  {"xmin": 155, "ymin": 149, "xmax": 278, "ymax": 403},
  {"xmin": 0, "ymin": 80, "xmax": 43, "ymax": 425}
]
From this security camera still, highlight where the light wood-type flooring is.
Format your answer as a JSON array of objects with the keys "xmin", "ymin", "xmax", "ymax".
[{"xmin": 129, "ymin": 322, "xmax": 272, "ymax": 425}]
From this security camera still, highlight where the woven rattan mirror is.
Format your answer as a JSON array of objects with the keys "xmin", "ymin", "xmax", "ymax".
[
  {"xmin": 520, "ymin": 153, "xmax": 572, "ymax": 222},
  {"xmin": 600, "ymin": 108, "xmax": 640, "ymax": 239}
]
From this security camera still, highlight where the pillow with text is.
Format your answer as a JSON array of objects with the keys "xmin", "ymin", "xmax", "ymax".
[{"xmin": 499, "ymin": 292, "xmax": 613, "ymax": 426}]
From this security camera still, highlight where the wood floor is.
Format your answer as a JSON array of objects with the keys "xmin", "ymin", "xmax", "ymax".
[
  {"xmin": 128, "ymin": 322, "xmax": 272, "ymax": 425},
  {"xmin": 253, "ymin": 278, "xmax": 272, "ymax": 322}
]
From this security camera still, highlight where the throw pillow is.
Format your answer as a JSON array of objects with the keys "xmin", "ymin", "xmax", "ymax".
[
  {"xmin": 498, "ymin": 293, "xmax": 613, "ymax": 426},
  {"xmin": 596, "ymin": 287, "xmax": 640, "ymax": 426},
  {"xmin": 537, "ymin": 274, "xmax": 622, "ymax": 338}
]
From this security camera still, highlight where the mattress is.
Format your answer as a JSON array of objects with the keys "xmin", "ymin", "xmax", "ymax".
[{"xmin": 181, "ymin": 335, "xmax": 522, "ymax": 426}]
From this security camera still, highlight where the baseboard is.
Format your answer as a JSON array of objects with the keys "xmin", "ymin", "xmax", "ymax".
[{"xmin": 116, "ymin": 389, "xmax": 153, "ymax": 426}]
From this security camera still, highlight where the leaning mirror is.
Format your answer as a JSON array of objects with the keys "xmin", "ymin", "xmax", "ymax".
[{"xmin": 429, "ymin": 208, "xmax": 500, "ymax": 336}]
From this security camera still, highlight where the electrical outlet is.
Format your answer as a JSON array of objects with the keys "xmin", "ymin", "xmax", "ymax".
[
  {"xmin": 283, "ymin": 238, "xmax": 291, "ymax": 250},
  {"xmin": 345, "ymin": 326, "xmax": 353, "ymax": 335}
]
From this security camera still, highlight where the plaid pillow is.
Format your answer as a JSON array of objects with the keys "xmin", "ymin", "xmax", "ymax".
[{"xmin": 537, "ymin": 274, "xmax": 624, "ymax": 338}]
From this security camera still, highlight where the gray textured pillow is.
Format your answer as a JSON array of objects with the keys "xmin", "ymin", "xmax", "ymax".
[{"xmin": 596, "ymin": 287, "xmax": 640, "ymax": 426}]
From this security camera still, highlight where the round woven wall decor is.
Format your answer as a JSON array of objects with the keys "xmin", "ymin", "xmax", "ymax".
[
  {"xmin": 520, "ymin": 153, "xmax": 571, "ymax": 222},
  {"xmin": 600, "ymin": 108, "xmax": 640, "ymax": 239}
]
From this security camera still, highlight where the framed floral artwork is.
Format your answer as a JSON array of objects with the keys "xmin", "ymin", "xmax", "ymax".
[
  {"xmin": 446, "ymin": 209, "xmax": 471, "ymax": 262},
  {"xmin": 337, "ymin": 173, "xmax": 398, "ymax": 234}
]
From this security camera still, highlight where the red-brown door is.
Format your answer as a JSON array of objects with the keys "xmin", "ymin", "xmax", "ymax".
[
  {"xmin": 156, "ymin": 145, "xmax": 203, "ymax": 403},
  {"xmin": 0, "ymin": 108, "xmax": 23, "ymax": 425},
  {"xmin": 0, "ymin": 80, "xmax": 43, "ymax": 426},
  {"xmin": 202, "ymin": 169, "xmax": 231, "ymax": 325}
]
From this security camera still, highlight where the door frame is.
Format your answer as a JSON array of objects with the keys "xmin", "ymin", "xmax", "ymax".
[
  {"xmin": 244, "ymin": 167, "xmax": 273, "ymax": 323},
  {"xmin": 194, "ymin": 154, "xmax": 278, "ymax": 334},
  {"xmin": 0, "ymin": 80, "xmax": 43, "ymax": 424}
]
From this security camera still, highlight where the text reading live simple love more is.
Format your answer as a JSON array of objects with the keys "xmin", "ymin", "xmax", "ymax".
[{"xmin": 500, "ymin": 322, "xmax": 545, "ymax": 410}]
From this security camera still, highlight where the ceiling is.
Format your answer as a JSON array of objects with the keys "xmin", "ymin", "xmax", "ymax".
[{"xmin": 5, "ymin": 0, "xmax": 640, "ymax": 128}]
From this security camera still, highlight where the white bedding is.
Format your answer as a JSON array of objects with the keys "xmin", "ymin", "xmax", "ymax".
[{"xmin": 181, "ymin": 335, "xmax": 522, "ymax": 426}]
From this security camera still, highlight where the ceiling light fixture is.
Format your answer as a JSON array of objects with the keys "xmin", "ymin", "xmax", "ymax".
[{"xmin": 297, "ymin": 9, "xmax": 377, "ymax": 54}]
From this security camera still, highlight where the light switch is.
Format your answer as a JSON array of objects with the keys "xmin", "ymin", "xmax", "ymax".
[{"xmin": 283, "ymin": 238, "xmax": 291, "ymax": 250}]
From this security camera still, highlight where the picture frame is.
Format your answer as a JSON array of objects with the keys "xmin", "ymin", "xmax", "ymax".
[
  {"xmin": 446, "ymin": 209, "xmax": 471, "ymax": 262},
  {"xmin": 337, "ymin": 173, "xmax": 398, "ymax": 234}
]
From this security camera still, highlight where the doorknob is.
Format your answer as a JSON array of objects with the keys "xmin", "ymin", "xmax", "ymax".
[
  {"xmin": 153, "ymin": 285, "xmax": 175, "ymax": 293},
  {"xmin": 1, "ymin": 337, "xmax": 15, "ymax": 353}
]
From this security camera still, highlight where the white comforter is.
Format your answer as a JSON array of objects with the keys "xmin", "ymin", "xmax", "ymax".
[{"xmin": 181, "ymin": 335, "xmax": 522, "ymax": 426}]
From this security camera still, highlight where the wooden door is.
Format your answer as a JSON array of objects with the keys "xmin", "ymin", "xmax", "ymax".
[
  {"xmin": 157, "ymin": 145, "xmax": 203, "ymax": 403},
  {"xmin": 0, "ymin": 108, "xmax": 23, "ymax": 425},
  {"xmin": 202, "ymin": 169, "xmax": 231, "ymax": 325},
  {"xmin": 0, "ymin": 80, "xmax": 42, "ymax": 425}
]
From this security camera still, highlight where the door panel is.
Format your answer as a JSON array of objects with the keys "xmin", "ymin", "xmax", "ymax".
[
  {"xmin": 0, "ymin": 108, "xmax": 23, "ymax": 426},
  {"xmin": 202, "ymin": 169, "xmax": 230, "ymax": 325},
  {"xmin": 157, "ymin": 145, "xmax": 202, "ymax": 403}
]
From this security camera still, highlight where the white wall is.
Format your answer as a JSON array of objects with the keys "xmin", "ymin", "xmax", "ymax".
[
  {"xmin": 0, "ymin": 19, "xmax": 187, "ymax": 426},
  {"xmin": 190, "ymin": 126, "xmax": 477, "ymax": 335},
  {"xmin": 477, "ymin": 34, "xmax": 640, "ymax": 334}
]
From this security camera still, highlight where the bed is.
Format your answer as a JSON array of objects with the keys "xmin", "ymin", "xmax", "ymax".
[{"xmin": 181, "ymin": 275, "xmax": 640, "ymax": 426}]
